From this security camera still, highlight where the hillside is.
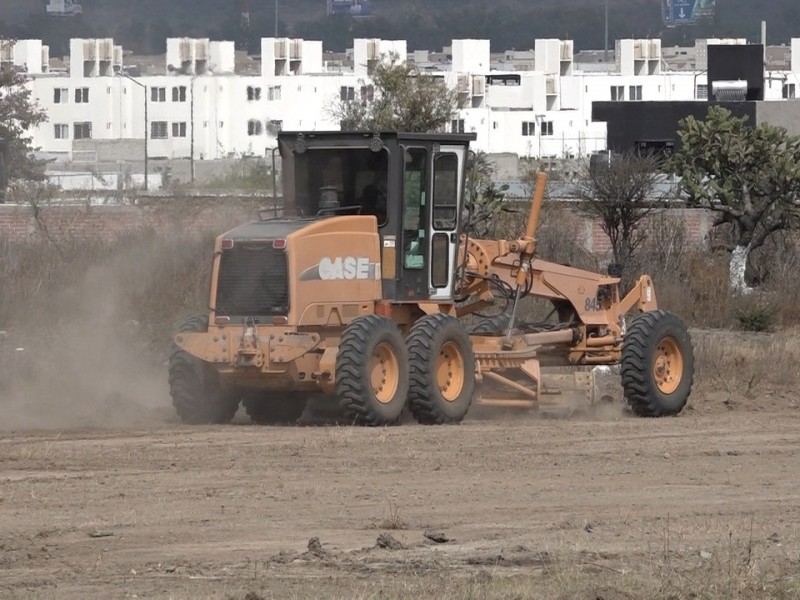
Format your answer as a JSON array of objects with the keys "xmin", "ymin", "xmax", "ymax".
[{"xmin": 1, "ymin": 0, "xmax": 798, "ymax": 57}]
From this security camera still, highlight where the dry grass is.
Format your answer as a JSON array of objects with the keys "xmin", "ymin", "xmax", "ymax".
[
  {"xmin": 222, "ymin": 527, "xmax": 800, "ymax": 600},
  {"xmin": 692, "ymin": 328, "xmax": 800, "ymax": 404},
  {"xmin": 366, "ymin": 500, "xmax": 409, "ymax": 531}
]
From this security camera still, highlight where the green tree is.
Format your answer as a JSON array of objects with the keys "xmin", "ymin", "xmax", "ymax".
[
  {"xmin": 0, "ymin": 62, "xmax": 47, "ymax": 203},
  {"xmin": 669, "ymin": 106, "xmax": 800, "ymax": 293},
  {"xmin": 330, "ymin": 53, "xmax": 460, "ymax": 133},
  {"xmin": 573, "ymin": 151, "xmax": 664, "ymax": 278}
]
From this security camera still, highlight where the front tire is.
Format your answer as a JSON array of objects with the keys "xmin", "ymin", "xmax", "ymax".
[
  {"xmin": 407, "ymin": 314, "xmax": 476, "ymax": 425},
  {"xmin": 621, "ymin": 310, "xmax": 694, "ymax": 417},
  {"xmin": 168, "ymin": 315, "xmax": 241, "ymax": 424},
  {"xmin": 336, "ymin": 315, "xmax": 409, "ymax": 426}
]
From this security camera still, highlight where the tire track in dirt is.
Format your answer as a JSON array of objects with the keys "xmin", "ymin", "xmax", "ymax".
[{"xmin": 1, "ymin": 409, "xmax": 799, "ymax": 599}]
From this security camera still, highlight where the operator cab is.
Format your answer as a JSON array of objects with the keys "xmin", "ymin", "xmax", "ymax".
[{"xmin": 277, "ymin": 131, "xmax": 476, "ymax": 303}]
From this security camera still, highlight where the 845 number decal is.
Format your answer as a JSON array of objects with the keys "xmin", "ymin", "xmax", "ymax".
[{"xmin": 584, "ymin": 297, "xmax": 602, "ymax": 312}]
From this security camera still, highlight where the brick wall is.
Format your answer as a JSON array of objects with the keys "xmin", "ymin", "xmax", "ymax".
[
  {"xmin": 0, "ymin": 198, "xmax": 715, "ymax": 254},
  {"xmin": 0, "ymin": 197, "xmax": 264, "ymax": 243},
  {"xmin": 585, "ymin": 207, "xmax": 713, "ymax": 255}
]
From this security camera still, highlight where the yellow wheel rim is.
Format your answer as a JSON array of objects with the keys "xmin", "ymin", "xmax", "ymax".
[
  {"xmin": 437, "ymin": 341, "xmax": 465, "ymax": 402},
  {"xmin": 370, "ymin": 342, "xmax": 399, "ymax": 404},
  {"xmin": 653, "ymin": 337, "xmax": 683, "ymax": 395}
]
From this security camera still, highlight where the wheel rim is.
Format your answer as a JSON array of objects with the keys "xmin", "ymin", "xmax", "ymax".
[
  {"xmin": 370, "ymin": 342, "xmax": 400, "ymax": 404},
  {"xmin": 653, "ymin": 336, "xmax": 683, "ymax": 394},
  {"xmin": 436, "ymin": 341, "xmax": 465, "ymax": 402}
]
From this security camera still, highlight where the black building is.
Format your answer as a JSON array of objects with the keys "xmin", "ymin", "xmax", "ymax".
[{"xmin": 591, "ymin": 44, "xmax": 792, "ymax": 155}]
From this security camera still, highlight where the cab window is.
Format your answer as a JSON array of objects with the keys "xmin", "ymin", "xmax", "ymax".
[
  {"xmin": 432, "ymin": 154, "xmax": 458, "ymax": 230},
  {"xmin": 403, "ymin": 148, "xmax": 427, "ymax": 270}
]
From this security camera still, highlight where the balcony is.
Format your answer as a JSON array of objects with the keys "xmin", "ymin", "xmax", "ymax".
[{"xmin": 545, "ymin": 74, "xmax": 558, "ymax": 96}]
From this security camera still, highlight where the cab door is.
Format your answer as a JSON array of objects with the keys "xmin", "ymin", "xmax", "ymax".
[
  {"xmin": 397, "ymin": 146, "xmax": 430, "ymax": 300},
  {"xmin": 428, "ymin": 146, "xmax": 466, "ymax": 301}
]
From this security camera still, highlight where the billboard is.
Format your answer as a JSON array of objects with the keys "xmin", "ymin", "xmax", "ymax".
[
  {"xmin": 327, "ymin": 0, "xmax": 372, "ymax": 17},
  {"xmin": 45, "ymin": 0, "xmax": 83, "ymax": 16},
  {"xmin": 663, "ymin": 0, "xmax": 715, "ymax": 26}
]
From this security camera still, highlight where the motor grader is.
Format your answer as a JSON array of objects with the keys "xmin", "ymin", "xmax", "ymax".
[{"xmin": 169, "ymin": 131, "xmax": 693, "ymax": 425}]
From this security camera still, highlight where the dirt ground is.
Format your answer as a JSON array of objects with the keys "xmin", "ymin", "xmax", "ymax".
[{"xmin": 1, "ymin": 390, "xmax": 799, "ymax": 600}]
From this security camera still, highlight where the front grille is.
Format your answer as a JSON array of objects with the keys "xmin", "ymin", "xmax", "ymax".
[{"xmin": 216, "ymin": 243, "xmax": 288, "ymax": 317}]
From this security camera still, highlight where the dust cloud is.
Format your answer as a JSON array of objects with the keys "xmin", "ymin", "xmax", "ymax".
[{"xmin": 0, "ymin": 239, "xmax": 193, "ymax": 431}]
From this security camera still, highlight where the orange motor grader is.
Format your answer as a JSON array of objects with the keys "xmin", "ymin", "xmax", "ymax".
[{"xmin": 169, "ymin": 131, "xmax": 693, "ymax": 425}]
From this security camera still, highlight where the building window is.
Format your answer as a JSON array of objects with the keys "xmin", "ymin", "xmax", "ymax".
[
  {"xmin": 783, "ymin": 83, "xmax": 796, "ymax": 99},
  {"xmin": 360, "ymin": 85, "xmax": 374, "ymax": 103},
  {"xmin": 172, "ymin": 122, "xmax": 187, "ymax": 138},
  {"xmin": 450, "ymin": 119, "xmax": 465, "ymax": 134},
  {"xmin": 541, "ymin": 121, "xmax": 554, "ymax": 136},
  {"xmin": 610, "ymin": 85, "xmax": 624, "ymax": 101},
  {"xmin": 73, "ymin": 122, "xmax": 92, "ymax": 139},
  {"xmin": 151, "ymin": 121, "xmax": 168, "ymax": 139},
  {"xmin": 151, "ymin": 87, "xmax": 166, "ymax": 102},
  {"xmin": 247, "ymin": 119, "xmax": 263, "ymax": 136},
  {"xmin": 696, "ymin": 84, "xmax": 709, "ymax": 99},
  {"xmin": 172, "ymin": 86, "xmax": 187, "ymax": 102},
  {"xmin": 629, "ymin": 85, "xmax": 643, "ymax": 101},
  {"xmin": 521, "ymin": 121, "xmax": 535, "ymax": 136},
  {"xmin": 340, "ymin": 86, "xmax": 355, "ymax": 101},
  {"xmin": 267, "ymin": 85, "xmax": 281, "ymax": 101},
  {"xmin": 54, "ymin": 124, "xmax": 69, "ymax": 139},
  {"xmin": 54, "ymin": 88, "xmax": 69, "ymax": 104},
  {"xmin": 268, "ymin": 120, "xmax": 283, "ymax": 135},
  {"xmin": 75, "ymin": 88, "xmax": 89, "ymax": 103},
  {"xmin": 247, "ymin": 86, "xmax": 262, "ymax": 101}
]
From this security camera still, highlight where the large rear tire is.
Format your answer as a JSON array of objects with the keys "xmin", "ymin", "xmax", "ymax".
[
  {"xmin": 469, "ymin": 313, "xmax": 510, "ymax": 335},
  {"xmin": 407, "ymin": 314, "xmax": 476, "ymax": 425},
  {"xmin": 336, "ymin": 315, "xmax": 409, "ymax": 426},
  {"xmin": 243, "ymin": 393, "xmax": 307, "ymax": 425},
  {"xmin": 168, "ymin": 315, "xmax": 241, "ymax": 424},
  {"xmin": 621, "ymin": 310, "xmax": 694, "ymax": 417}
]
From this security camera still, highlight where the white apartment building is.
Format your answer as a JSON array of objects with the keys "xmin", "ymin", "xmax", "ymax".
[{"xmin": 4, "ymin": 35, "xmax": 800, "ymax": 165}]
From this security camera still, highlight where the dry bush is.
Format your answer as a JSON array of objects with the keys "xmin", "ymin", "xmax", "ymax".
[
  {"xmin": 0, "ymin": 229, "xmax": 215, "ymax": 348},
  {"xmin": 476, "ymin": 201, "xmax": 598, "ymax": 272},
  {"xmin": 366, "ymin": 500, "xmax": 409, "ymax": 531},
  {"xmin": 536, "ymin": 202, "xmax": 598, "ymax": 272},
  {"xmin": 747, "ymin": 231, "xmax": 800, "ymax": 327},
  {"xmin": 692, "ymin": 328, "xmax": 800, "ymax": 400}
]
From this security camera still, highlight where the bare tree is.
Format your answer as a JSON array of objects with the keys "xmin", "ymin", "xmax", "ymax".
[{"xmin": 573, "ymin": 151, "xmax": 664, "ymax": 275}]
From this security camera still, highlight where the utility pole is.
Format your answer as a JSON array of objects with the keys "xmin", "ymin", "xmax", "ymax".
[
  {"xmin": 604, "ymin": 0, "xmax": 609, "ymax": 62},
  {"xmin": 0, "ymin": 137, "xmax": 7, "ymax": 204},
  {"xmin": 190, "ymin": 76, "xmax": 195, "ymax": 184},
  {"xmin": 241, "ymin": 0, "xmax": 250, "ymax": 51},
  {"xmin": 120, "ymin": 73, "xmax": 149, "ymax": 191}
]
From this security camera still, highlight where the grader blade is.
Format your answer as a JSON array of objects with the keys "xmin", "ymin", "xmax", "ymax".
[{"xmin": 476, "ymin": 367, "xmax": 623, "ymax": 416}]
